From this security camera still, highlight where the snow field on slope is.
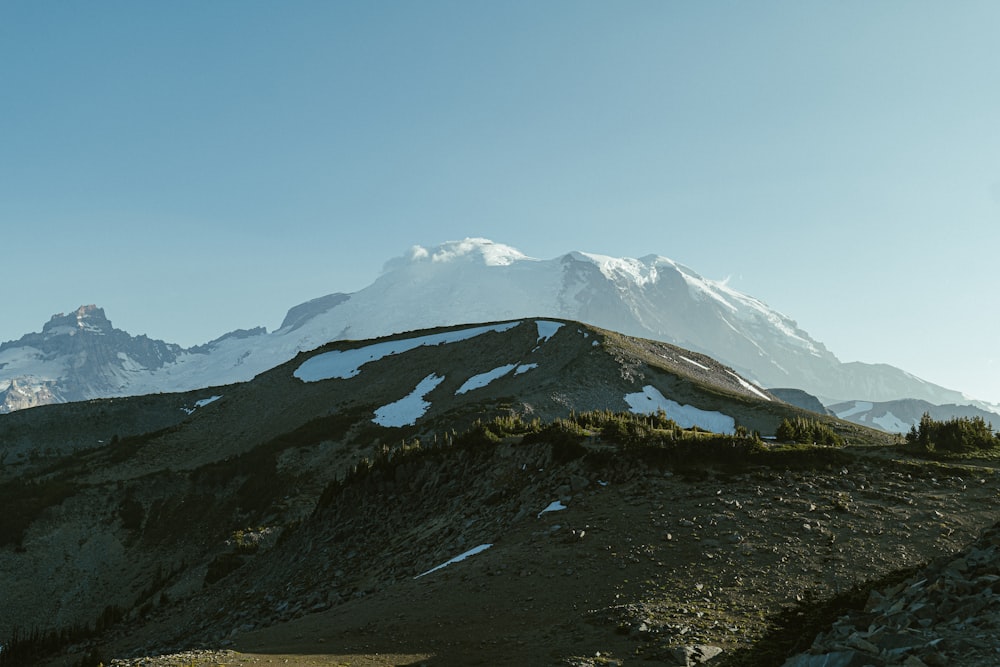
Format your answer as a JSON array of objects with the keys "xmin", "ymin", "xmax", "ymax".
[
  {"xmin": 535, "ymin": 320, "xmax": 564, "ymax": 343},
  {"xmin": 455, "ymin": 362, "xmax": 540, "ymax": 395},
  {"xmin": 625, "ymin": 385, "xmax": 736, "ymax": 434},
  {"xmin": 372, "ymin": 374, "xmax": 445, "ymax": 427},
  {"xmin": 367, "ymin": 320, "xmax": 568, "ymax": 425},
  {"xmin": 455, "ymin": 364, "xmax": 518, "ymax": 395},
  {"xmin": 294, "ymin": 322, "xmax": 523, "ymax": 382}
]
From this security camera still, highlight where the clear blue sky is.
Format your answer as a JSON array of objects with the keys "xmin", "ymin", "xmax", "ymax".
[{"xmin": 2, "ymin": 1, "xmax": 998, "ymax": 403}]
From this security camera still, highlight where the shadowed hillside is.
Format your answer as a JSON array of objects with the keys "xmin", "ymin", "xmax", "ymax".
[{"xmin": 7, "ymin": 320, "xmax": 991, "ymax": 667}]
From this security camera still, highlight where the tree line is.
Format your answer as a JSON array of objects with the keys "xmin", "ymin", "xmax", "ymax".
[{"xmin": 905, "ymin": 413, "xmax": 998, "ymax": 454}]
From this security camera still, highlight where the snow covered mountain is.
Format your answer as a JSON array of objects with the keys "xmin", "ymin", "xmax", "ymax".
[{"xmin": 0, "ymin": 239, "xmax": 989, "ymax": 414}]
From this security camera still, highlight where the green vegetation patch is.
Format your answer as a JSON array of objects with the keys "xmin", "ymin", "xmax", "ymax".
[{"xmin": 314, "ymin": 410, "xmax": 854, "ymax": 513}]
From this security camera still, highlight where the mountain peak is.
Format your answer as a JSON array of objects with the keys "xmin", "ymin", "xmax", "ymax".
[
  {"xmin": 383, "ymin": 238, "xmax": 532, "ymax": 273},
  {"xmin": 42, "ymin": 304, "xmax": 113, "ymax": 336}
]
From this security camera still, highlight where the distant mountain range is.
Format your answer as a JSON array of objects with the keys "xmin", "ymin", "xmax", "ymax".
[
  {"xmin": 829, "ymin": 398, "xmax": 1000, "ymax": 433},
  {"xmin": 1, "ymin": 238, "xmax": 995, "ymax": 430}
]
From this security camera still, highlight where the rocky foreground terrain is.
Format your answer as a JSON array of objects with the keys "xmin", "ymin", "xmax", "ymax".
[
  {"xmin": 24, "ymin": 438, "xmax": 1000, "ymax": 667},
  {"xmin": 783, "ymin": 522, "xmax": 1000, "ymax": 667}
]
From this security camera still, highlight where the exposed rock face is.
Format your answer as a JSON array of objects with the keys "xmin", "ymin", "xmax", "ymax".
[
  {"xmin": 783, "ymin": 523, "xmax": 1000, "ymax": 667},
  {"xmin": 277, "ymin": 293, "xmax": 350, "ymax": 332}
]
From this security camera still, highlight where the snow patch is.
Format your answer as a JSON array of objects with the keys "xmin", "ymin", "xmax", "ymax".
[
  {"xmin": 455, "ymin": 364, "xmax": 518, "ymax": 394},
  {"xmin": 195, "ymin": 395, "xmax": 222, "ymax": 408},
  {"xmin": 414, "ymin": 543, "xmax": 493, "ymax": 578},
  {"xmin": 181, "ymin": 394, "xmax": 223, "ymax": 415},
  {"xmin": 624, "ymin": 385, "xmax": 736, "ymax": 434},
  {"xmin": 535, "ymin": 320, "xmax": 564, "ymax": 343},
  {"xmin": 726, "ymin": 371, "xmax": 771, "ymax": 401},
  {"xmin": 679, "ymin": 355, "xmax": 709, "ymax": 371},
  {"xmin": 537, "ymin": 500, "xmax": 567, "ymax": 518},
  {"xmin": 373, "ymin": 374, "xmax": 445, "ymax": 427},
  {"xmin": 294, "ymin": 322, "xmax": 522, "ymax": 382}
]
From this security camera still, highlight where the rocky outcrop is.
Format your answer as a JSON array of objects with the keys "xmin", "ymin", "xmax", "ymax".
[{"xmin": 783, "ymin": 523, "xmax": 1000, "ymax": 667}]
